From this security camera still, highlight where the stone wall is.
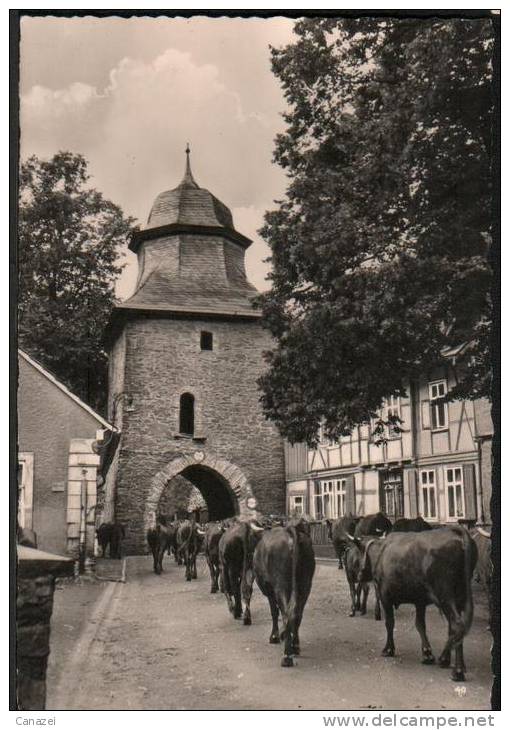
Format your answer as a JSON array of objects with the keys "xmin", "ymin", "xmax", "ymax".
[
  {"xmin": 16, "ymin": 575, "xmax": 55, "ymax": 709},
  {"xmin": 112, "ymin": 315, "xmax": 286, "ymax": 553},
  {"xmin": 16, "ymin": 546, "xmax": 73, "ymax": 710}
]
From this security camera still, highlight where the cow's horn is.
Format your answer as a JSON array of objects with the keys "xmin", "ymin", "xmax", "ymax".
[
  {"xmin": 477, "ymin": 527, "xmax": 491, "ymax": 539},
  {"xmin": 196, "ymin": 528, "xmax": 206, "ymax": 536},
  {"xmin": 346, "ymin": 533, "xmax": 355, "ymax": 541},
  {"xmin": 250, "ymin": 523, "xmax": 265, "ymax": 532}
]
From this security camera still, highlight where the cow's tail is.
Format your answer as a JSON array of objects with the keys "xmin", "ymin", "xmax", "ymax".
[
  {"xmin": 460, "ymin": 526, "xmax": 476, "ymax": 636},
  {"xmin": 287, "ymin": 525, "xmax": 300, "ymax": 633}
]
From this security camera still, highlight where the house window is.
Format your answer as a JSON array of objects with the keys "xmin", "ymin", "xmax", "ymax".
[
  {"xmin": 429, "ymin": 380, "xmax": 448, "ymax": 430},
  {"xmin": 289, "ymin": 495, "xmax": 304, "ymax": 516},
  {"xmin": 444, "ymin": 466, "xmax": 465, "ymax": 520},
  {"xmin": 370, "ymin": 396, "xmax": 402, "ymax": 441},
  {"xmin": 200, "ymin": 331, "xmax": 213, "ymax": 351},
  {"xmin": 318, "ymin": 423, "xmax": 335, "ymax": 446},
  {"xmin": 314, "ymin": 479, "xmax": 347, "ymax": 519},
  {"xmin": 380, "ymin": 470, "xmax": 404, "ymax": 519},
  {"xmin": 17, "ymin": 453, "xmax": 34, "ymax": 529},
  {"xmin": 385, "ymin": 395, "xmax": 402, "ymax": 438},
  {"xmin": 179, "ymin": 393, "xmax": 195, "ymax": 436},
  {"xmin": 420, "ymin": 469, "xmax": 437, "ymax": 520}
]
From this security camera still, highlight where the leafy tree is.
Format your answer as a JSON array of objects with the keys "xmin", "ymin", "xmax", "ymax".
[
  {"xmin": 258, "ymin": 17, "xmax": 495, "ymax": 445},
  {"xmin": 18, "ymin": 152, "xmax": 135, "ymax": 413}
]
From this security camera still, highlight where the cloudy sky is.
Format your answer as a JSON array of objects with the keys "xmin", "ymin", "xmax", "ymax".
[{"xmin": 20, "ymin": 16, "xmax": 296, "ymax": 297}]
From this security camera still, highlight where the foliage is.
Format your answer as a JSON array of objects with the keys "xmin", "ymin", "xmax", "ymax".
[
  {"xmin": 258, "ymin": 17, "xmax": 495, "ymax": 445},
  {"xmin": 18, "ymin": 152, "xmax": 135, "ymax": 413}
]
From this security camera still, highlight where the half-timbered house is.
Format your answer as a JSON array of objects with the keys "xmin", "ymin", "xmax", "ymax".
[{"xmin": 286, "ymin": 365, "xmax": 493, "ymax": 526}]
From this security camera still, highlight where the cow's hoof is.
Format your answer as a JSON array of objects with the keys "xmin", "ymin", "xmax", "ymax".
[
  {"xmin": 451, "ymin": 670, "xmax": 466, "ymax": 682},
  {"xmin": 360, "ymin": 608, "xmax": 367, "ymax": 616},
  {"xmin": 186, "ymin": 576, "xmax": 192, "ymax": 582},
  {"xmin": 421, "ymin": 654, "xmax": 436, "ymax": 665},
  {"xmin": 382, "ymin": 648, "xmax": 395, "ymax": 657},
  {"xmin": 269, "ymin": 635, "xmax": 280, "ymax": 644},
  {"xmin": 210, "ymin": 587, "xmax": 218, "ymax": 594},
  {"xmin": 234, "ymin": 611, "xmax": 242, "ymax": 620},
  {"xmin": 281, "ymin": 656, "xmax": 294, "ymax": 668},
  {"xmin": 293, "ymin": 645, "xmax": 300, "ymax": 656},
  {"xmin": 348, "ymin": 610, "xmax": 355, "ymax": 617},
  {"xmin": 438, "ymin": 655, "xmax": 451, "ymax": 668},
  {"xmin": 375, "ymin": 612, "xmax": 382, "ymax": 622},
  {"xmin": 243, "ymin": 615, "xmax": 252, "ymax": 626}
]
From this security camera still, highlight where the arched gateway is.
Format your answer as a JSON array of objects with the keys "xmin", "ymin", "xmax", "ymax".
[
  {"xmin": 145, "ymin": 451, "xmax": 258, "ymax": 531},
  {"xmin": 104, "ymin": 149, "xmax": 285, "ymax": 553}
]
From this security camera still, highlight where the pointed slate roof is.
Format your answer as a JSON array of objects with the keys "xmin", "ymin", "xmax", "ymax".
[
  {"xmin": 117, "ymin": 147, "xmax": 260, "ymax": 320},
  {"xmin": 144, "ymin": 145, "xmax": 235, "ymax": 232}
]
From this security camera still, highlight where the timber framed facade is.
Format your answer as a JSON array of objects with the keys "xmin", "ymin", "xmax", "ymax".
[{"xmin": 286, "ymin": 366, "xmax": 493, "ymax": 526}]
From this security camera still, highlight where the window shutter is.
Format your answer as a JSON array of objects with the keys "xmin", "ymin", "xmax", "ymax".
[
  {"xmin": 463, "ymin": 464, "xmax": 477, "ymax": 520},
  {"xmin": 407, "ymin": 469, "xmax": 418, "ymax": 518},
  {"xmin": 421, "ymin": 400, "xmax": 431, "ymax": 429},
  {"xmin": 345, "ymin": 475, "xmax": 356, "ymax": 516}
]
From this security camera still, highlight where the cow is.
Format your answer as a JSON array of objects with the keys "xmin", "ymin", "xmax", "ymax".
[
  {"xmin": 354, "ymin": 512, "xmax": 393, "ymax": 538},
  {"xmin": 147, "ymin": 522, "xmax": 177, "ymax": 575},
  {"xmin": 204, "ymin": 521, "xmax": 227, "ymax": 593},
  {"xmin": 218, "ymin": 519, "xmax": 265, "ymax": 625},
  {"xmin": 253, "ymin": 518, "xmax": 316, "ymax": 667},
  {"xmin": 350, "ymin": 525, "xmax": 478, "ymax": 681},
  {"xmin": 326, "ymin": 516, "xmax": 360, "ymax": 569},
  {"xmin": 343, "ymin": 540, "xmax": 381, "ymax": 620},
  {"xmin": 96, "ymin": 522, "xmax": 125, "ymax": 559},
  {"xmin": 176, "ymin": 518, "xmax": 205, "ymax": 581},
  {"xmin": 17, "ymin": 526, "xmax": 38, "ymax": 549},
  {"xmin": 470, "ymin": 526, "xmax": 492, "ymax": 623},
  {"xmin": 393, "ymin": 517, "xmax": 432, "ymax": 532}
]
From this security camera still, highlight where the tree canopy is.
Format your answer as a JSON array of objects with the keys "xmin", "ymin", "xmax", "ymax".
[
  {"xmin": 258, "ymin": 17, "xmax": 495, "ymax": 446},
  {"xmin": 18, "ymin": 151, "xmax": 135, "ymax": 413}
]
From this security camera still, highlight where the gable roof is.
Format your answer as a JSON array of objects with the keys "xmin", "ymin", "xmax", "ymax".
[{"xmin": 18, "ymin": 349, "xmax": 115, "ymax": 431}]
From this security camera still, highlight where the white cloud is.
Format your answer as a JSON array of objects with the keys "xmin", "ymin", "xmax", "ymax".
[{"xmin": 21, "ymin": 44, "xmax": 287, "ymax": 294}]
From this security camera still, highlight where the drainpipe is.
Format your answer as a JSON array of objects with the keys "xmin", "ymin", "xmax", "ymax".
[
  {"xmin": 78, "ymin": 469, "xmax": 87, "ymax": 574},
  {"xmin": 475, "ymin": 437, "xmax": 486, "ymax": 524}
]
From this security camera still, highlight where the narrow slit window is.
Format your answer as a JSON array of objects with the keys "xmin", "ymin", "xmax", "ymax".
[
  {"xmin": 179, "ymin": 393, "xmax": 195, "ymax": 436},
  {"xmin": 200, "ymin": 331, "xmax": 213, "ymax": 351}
]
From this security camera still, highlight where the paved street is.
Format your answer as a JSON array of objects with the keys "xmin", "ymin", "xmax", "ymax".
[{"xmin": 47, "ymin": 556, "xmax": 493, "ymax": 711}]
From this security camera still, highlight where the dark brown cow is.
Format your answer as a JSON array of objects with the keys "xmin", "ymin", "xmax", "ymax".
[
  {"xmin": 176, "ymin": 519, "xmax": 205, "ymax": 581},
  {"xmin": 253, "ymin": 519, "xmax": 316, "ymax": 667},
  {"xmin": 96, "ymin": 522, "xmax": 125, "ymax": 559},
  {"xmin": 343, "ymin": 540, "xmax": 381, "ymax": 620},
  {"xmin": 17, "ymin": 526, "xmax": 38, "ymax": 549},
  {"xmin": 147, "ymin": 522, "xmax": 177, "ymax": 574},
  {"xmin": 354, "ymin": 512, "xmax": 393, "ymax": 538},
  {"xmin": 218, "ymin": 519, "xmax": 264, "ymax": 624},
  {"xmin": 470, "ymin": 526, "xmax": 492, "ymax": 619},
  {"xmin": 204, "ymin": 521, "xmax": 227, "ymax": 593},
  {"xmin": 393, "ymin": 517, "xmax": 432, "ymax": 532},
  {"xmin": 326, "ymin": 516, "xmax": 360, "ymax": 569},
  {"xmin": 353, "ymin": 526, "xmax": 477, "ymax": 681}
]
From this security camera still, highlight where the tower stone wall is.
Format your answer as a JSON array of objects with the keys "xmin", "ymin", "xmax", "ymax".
[{"xmin": 111, "ymin": 315, "xmax": 285, "ymax": 552}]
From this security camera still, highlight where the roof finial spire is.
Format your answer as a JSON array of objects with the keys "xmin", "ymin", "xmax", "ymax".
[{"xmin": 182, "ymin": 142, "xmax": 198, "ymax": 187}]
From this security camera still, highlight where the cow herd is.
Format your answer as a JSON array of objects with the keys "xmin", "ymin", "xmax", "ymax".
[
  {"xmin": 96, "ymin": 512, "xmax": 492, "ymax": 681},
  {"xmin": 145, "ymin": 514, "xmax": 315, "ymax": 668}
]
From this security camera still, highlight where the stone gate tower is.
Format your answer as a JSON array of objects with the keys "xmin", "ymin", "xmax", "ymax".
[{"xmin": 106, "ymin": 149, "xmax": 285, "ymax": 553}]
